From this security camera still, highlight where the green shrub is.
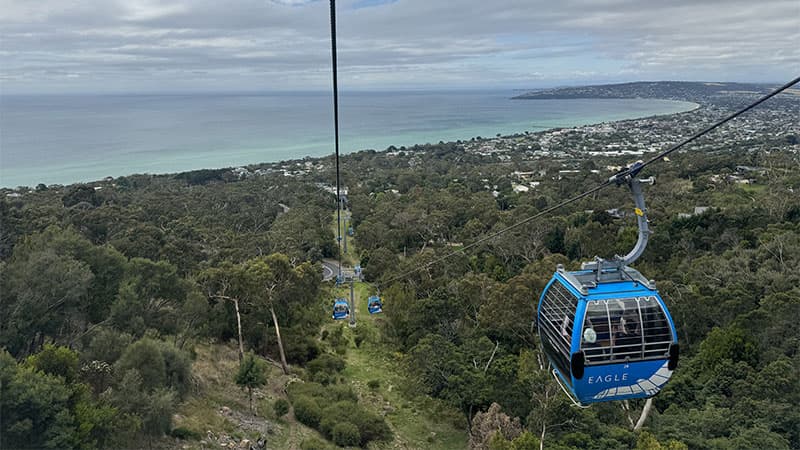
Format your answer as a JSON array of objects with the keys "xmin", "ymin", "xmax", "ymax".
[
  {"xmin": 308, "ymin": 354, "xmax": 345, "ymax": 378},
  {"xmin": 351, "ymin": 409, "xmax": 392, "ymax": 446},
  {"xmin": 367, "ymin": 379, "xmax": 380, "ymax": 391},
  {"xmin": 327, "ymin": 384, "xmax": 358, "ymax": 403},
  {"xmin": 354, "ymin": 326, "xmax": 371, "ymax": 348},
  {"xmin": 332, "ymin": 422, "xmax": 361, "ymax": 447},
  {"xmin": 510, "ymin": 431, "xmax": 540, "ymax": 450},
  {"xmin": 319, "ymin": 401, "xmax": 354, "ymax": 437},
  {"xmin": 85, "ymin": 328, "xmax": 133, "ymax": 364},
  {"xmin": 292, "ymin": 396, "xmax": 322, "ymax": 428},
  {"xmin": 287, "ymin": 381, "xmax": 328, "ymax": 401},
  {"xmin": 306, "ymin": 353, "xmax": 345, "ymax": 385},
  {"xmin": 25, "ymin": 345, "xmax": 79, "ymax": 382},
  {"xmin": 274, "ymin": 398, "xmax": 290, "ymax": 417},
  {"xmin": 113, "ymin": 338, "xmax": 193, "ymax": 396},
  {"xmin": 287, "ymin": 381, "xmax": 390, "ymax": 446},
  {"xmin": 115, "ymin": 339, "xmax": 166, "ymax": 390},
  {"xmin": 158, "ymin": 340, "xmax": 193, "ymax": 398},
  {"xmin": 285, "ymin": 332, "xmax": 321, "ymax": 364},
  {"xmin": 311, "ymin": 371, "xmax": 330, "ymax": 385},
  {"xmin": 300, "ymin": 437, "xmax": 331, "ymax": 450},
  {"xmin": 170, "ymin": 427, "xmax": 201, "ymax": 440},
  {"xmin": 319, "ymin": 400, "xmax": 391, "ymax": 446},
  {"xmin": 326, "ymin": 326, "xmax": 346, "ymax": 349}
]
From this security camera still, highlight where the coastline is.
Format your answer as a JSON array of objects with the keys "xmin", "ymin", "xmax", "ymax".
[{"xmin": 1, "ymin": 96, "xmax": 698, "ymax": 189}]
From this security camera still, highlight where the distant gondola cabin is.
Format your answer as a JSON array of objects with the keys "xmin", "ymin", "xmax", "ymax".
[
  {"xmin": 367, "ymin": 295, "xmax": 383, "ymax": 314},
  {"xmin": 332, "ymin": 298, "xmax": 350, "ymax": 320},
  {"xmin": 537, "ymin": 265, "xmax": 678, "ymax": 404}
]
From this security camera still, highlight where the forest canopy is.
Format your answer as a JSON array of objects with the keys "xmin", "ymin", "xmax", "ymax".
[{"xmin": 1, "ymin": 95, "xmax": 798, "ymax": 449}]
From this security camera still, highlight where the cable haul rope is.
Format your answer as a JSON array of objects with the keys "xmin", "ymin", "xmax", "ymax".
[{"xmin": 330, "ymin": 0, "xmax": 343, "ymax": 279}]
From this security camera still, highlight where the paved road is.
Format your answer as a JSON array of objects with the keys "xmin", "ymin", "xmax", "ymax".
[{"xmin": 321, "ymin": 258, "xmax": 339, "ymax": 281}]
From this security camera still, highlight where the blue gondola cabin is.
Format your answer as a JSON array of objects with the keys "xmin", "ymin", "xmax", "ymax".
[
  {"xmin": 537, "ymin": 264, "xmax": 678, "ymax": 405},
  {"xmin": 367, "ymin": 295, "xmax": 383, "ymax": 314},
  {"xmin": 332, "ymin": 298, "xmax": 350, "ymax": 320}
]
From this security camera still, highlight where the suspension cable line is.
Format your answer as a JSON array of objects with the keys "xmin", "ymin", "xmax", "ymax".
[{"xmin": 330, "ymin": 0, "xmax": 343, "ymax": 279}]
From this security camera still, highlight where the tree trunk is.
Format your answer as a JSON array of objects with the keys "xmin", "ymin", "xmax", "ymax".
[
  {"xmin": 233, "ymin": 299, "xmax": 244, "ymax": 363},
  {"xmin": 270, "ymin": 305, "xmax": 289, "ymax": 374},
  {"xmin": 540, "ymin": 422, "xmax": 546, "ymax": 450},
  {"xmin": 622, "ymin": 400, "xmax": 635, "ymax": 428},
  {"xmin": 634, "ymin": 398, "xmax": 654, "ymax": 431},
  {"xmin": 484, "ymin": 341, "xmax": 500, "ymax": 373},
  {"xmin": 248, "ymin": 386, "xmax": 253, "ymax": 412}
]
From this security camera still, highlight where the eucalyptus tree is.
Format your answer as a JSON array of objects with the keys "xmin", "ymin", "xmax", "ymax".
[{"xmin": 201, "ymin": 254, "xmax": 321, "ymax": 374}]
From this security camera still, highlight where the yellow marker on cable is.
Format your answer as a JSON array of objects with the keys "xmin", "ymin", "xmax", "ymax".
[{"xmin": 634, "ymin": 208, "xmax": 644, "ymax": 217}]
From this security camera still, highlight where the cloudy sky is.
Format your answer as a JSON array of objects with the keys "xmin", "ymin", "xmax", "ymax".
[{"xmin": 1, "ymin": 0, "xmax": 798, "ymax": 93}]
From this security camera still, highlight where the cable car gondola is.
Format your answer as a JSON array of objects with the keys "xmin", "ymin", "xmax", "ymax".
[
  {"xmin": 537, "ymin": 172, "xmax": 678, "ymax": 405},
  {"xmin": 332, "ymin": 298, "xmax": 350, "ymax": 320},
  {"xmin": 367, "ymin": 295, "xmax": 383, "ymax": 314}
]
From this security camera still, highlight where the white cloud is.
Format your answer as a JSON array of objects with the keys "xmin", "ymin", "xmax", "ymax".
[{"xmin": 1, "ymin": 0, "xmax": 797, "ymax": 92}]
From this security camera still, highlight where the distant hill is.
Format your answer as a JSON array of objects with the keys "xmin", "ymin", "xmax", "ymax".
[{"xmin": 512, "ymin": 81, "xmax": 774, "ymax": 102}]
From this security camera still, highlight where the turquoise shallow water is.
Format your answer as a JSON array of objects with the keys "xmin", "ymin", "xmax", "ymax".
[{"xmin": 0, "ymin": 90, "xmax": 696, "ymax": 187}]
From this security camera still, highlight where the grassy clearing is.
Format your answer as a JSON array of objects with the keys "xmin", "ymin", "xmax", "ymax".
[
  {"xmin": 738, "ymin": 183, "xmax": 767, "ymax": 194},
  {"xmin": 336, "ymin": 282, "xmax": 468, "ymax": 450},
  {"xmin": 325, "ymin": 212, "xmax": 468, "ymax": 449},
  {"xmin": 320, "ymin": 254, "xmax": 468, "ymax": 447},
  {"xmin": 343, "ymin": 346, "xmax": 468, "ymax": 450}
]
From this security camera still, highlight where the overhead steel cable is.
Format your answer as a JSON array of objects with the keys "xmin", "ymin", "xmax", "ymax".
[
  {"xmin": 377, "ymin": 75, "xmax": 800, "ymax": 288},
  {"xmin": 330, "ymin": 0, "xmax": 343, "ymax": 278}
]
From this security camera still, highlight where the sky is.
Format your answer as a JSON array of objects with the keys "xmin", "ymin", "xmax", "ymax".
[{"xmin": 1, "ymin": 0, "xmax": 798, "ymax": 93}]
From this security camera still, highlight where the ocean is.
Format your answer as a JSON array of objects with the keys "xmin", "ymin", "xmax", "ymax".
[{"xmin": 0, "ymin": 90, "xmax": 697, "ymax": 188}]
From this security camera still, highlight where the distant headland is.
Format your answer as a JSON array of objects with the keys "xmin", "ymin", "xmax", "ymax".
[{"xmin": 512, "ymin": 81, "xmax": 782, "ymax": 103}]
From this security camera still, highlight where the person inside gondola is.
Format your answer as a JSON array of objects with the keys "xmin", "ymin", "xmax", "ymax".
[
  {"xmin": 583, "ymin": 317, "xmax": 605, "ymax": 359},
  {"xmin": 612, "ymin": 316, "xmax": 638, "ymax": 360},
  {"xmin": 583, "ymin": 301, "xmax": 613, "ymax": 361},
  {"xmin": 594, "ymin": 316, "xmax": 611, "ymax": 347}
]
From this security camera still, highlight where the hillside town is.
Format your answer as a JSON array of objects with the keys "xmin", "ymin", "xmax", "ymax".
[{"xmin": 465, "ymin": 89, "xmax": 799, "ymax": 161}]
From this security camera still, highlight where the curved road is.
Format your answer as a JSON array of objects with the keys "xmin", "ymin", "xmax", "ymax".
[{"xmin": 321, "ymin": 258, "xmax": 339, "ymax": 281}]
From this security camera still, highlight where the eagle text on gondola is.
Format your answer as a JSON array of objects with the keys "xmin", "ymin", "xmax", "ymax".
[{"xmin": 588, "ymin": 373, "xmax": 629, "ymax": 384}]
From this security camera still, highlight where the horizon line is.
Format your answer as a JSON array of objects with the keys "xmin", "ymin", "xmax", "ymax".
[{"xmin": 0, "ymin": 79, "xmax": 785, "ymax": 97}]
